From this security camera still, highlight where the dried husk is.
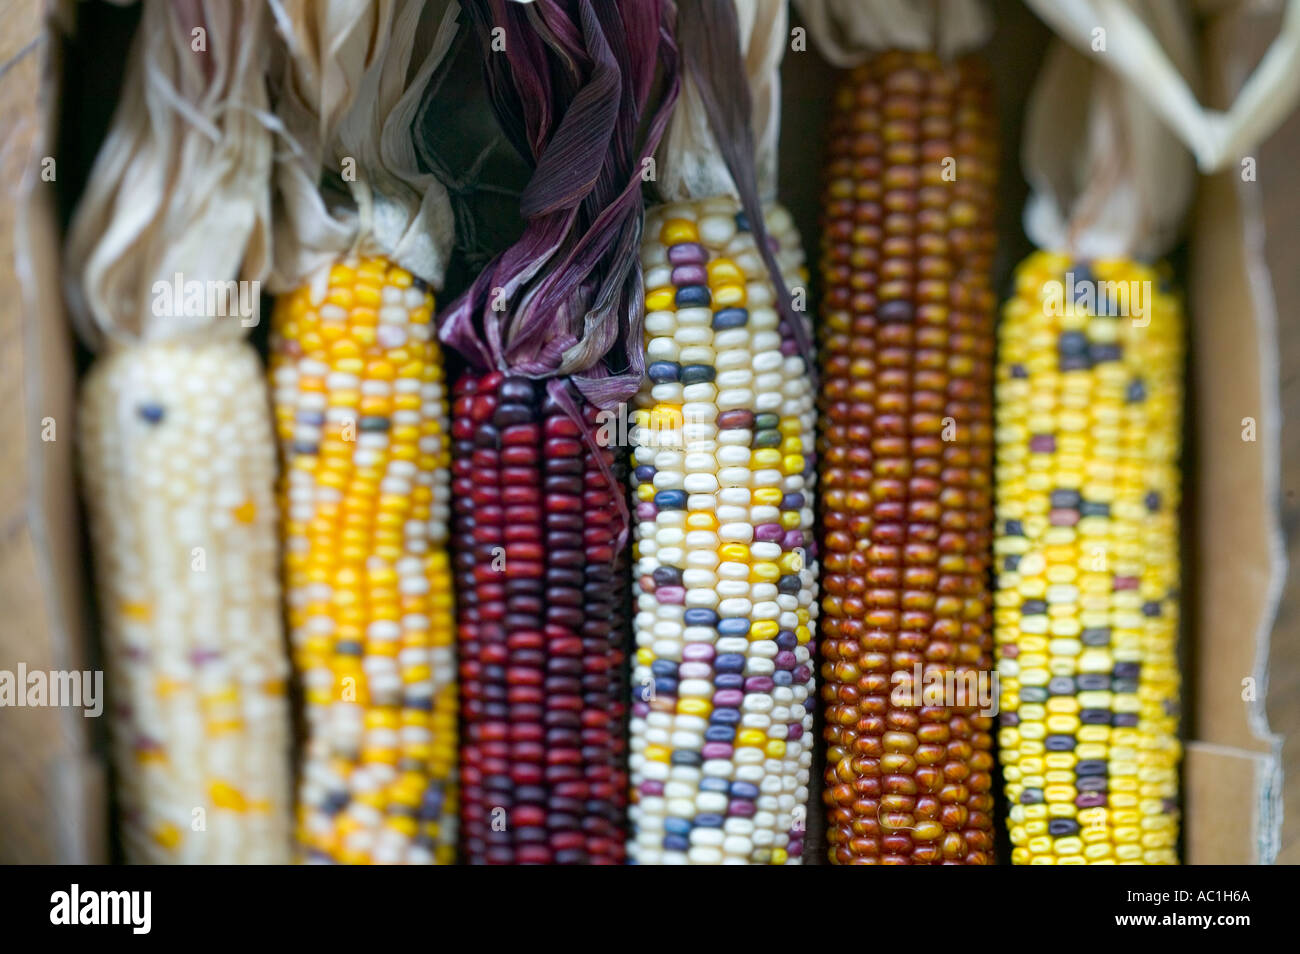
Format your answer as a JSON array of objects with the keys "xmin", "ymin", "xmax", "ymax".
[
  {"xmin": 791, "ymin": 0, "xmax": 991, "ymax": 64},
  {"xmin": 438, "ymin": 0, "xmax": 678, "ymax": 409},
  {"xmin": 268, "ymin": 0, "xmax": 460, "ymax": 292},
  {"xmin": 1021, "ymin": 3, "xmax": 1197, "ymax": 259},
  {"xmin": 657, "ymin": 0, "xmax": 788, "ymax": 203},
  {"xmin": 64, "ymin": 0, "xmax": 275, "ymax": 349}
]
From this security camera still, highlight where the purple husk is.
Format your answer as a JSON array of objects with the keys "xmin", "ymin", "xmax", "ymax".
[
  {"xmin": 439, "ymin": 0, "xmax": 680, "ymax": 548},
  {"xmin": 439, "ymin": 0, "xmax": 680, "ymax": 411}
]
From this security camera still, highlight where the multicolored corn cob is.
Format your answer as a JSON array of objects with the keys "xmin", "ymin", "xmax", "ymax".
[
  {"xmin": 270, "ymin": 255, "xmax": 457, "ymax": 864},
  {"xmin": 627, "ymin": 196, "xmax": 819, "ymax": 865},
  {"xmin": 817, "ymin": 50, "xmax": 998, "ymax": 864},
  {"xmin": 450, "ymin": 374, "xmax": 630, "ymax": 865},
  {"xmin": 79, "ymin": 341, "xmax": 292, "ymax": 863},
  {"xmin": 994, "ymin": 253, "xmax": 1183, "ymax": 864}
]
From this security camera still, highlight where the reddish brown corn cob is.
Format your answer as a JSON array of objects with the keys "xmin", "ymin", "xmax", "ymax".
[
  {"xmin": 452, "ymin": 372, "xmax": 629, "ymax": 864},
  {"xmin": 817, "ymin": 50, "xmax": 998, "ymax": 864}
]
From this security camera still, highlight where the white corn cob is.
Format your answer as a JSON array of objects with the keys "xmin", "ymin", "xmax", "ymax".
[
  {"xmin": 628, "ymin": 196, "xmax": 819, "ymax": 864},
  {"xmin": 79, "ymin": 340, "xmax": 291, "ymax": 863}
]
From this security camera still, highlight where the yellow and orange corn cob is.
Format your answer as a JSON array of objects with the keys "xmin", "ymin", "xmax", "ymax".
[
  {"xmin": 994, "ymin": 253, "xmax": 1183, "ymax": 864},
  {"xmin": 817, "ymin": 50, "xmax": 998, "ymax": 864},
  {"xmin": 270, "ymin": 255, "xmax": 457, "ymax": 864},
  {"xmin": 80, "ymin": 340, "xmax": 292, "ymax": 863}
]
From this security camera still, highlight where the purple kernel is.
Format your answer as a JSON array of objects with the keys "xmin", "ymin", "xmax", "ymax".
[
  {"xmin": 667, "ymin": 242, "xmax": 707, "ymax": 265},
  {"xmin": 671, "ymin": 264, "xmax": 708, "ymax": 285},
  {"xmin": 655, "ymin": 586, "xmax": 685, "ymax": 605},
  {"xmin": 713, "ymin": 689, "xmax": 744, "ymax": 707}
]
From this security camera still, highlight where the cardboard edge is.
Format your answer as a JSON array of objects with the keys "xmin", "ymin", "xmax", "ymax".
[
  {"xmin": 12, "ymin": 3, "xmax": 105, "ymax": 864},
  {"xmin": 1216, "ymin": 4, "xmax": 1287, "ymax": 863},
  {"xmin": 1232, "ymin": 112, "xmax": 1287, "ymax": 864},
  {"xmin": 1185, "ymin": 742, "xmax": 1282, "ymax": 864},
  {"xmin": 1183, "ymin": 4, "xmax": 1287, "ymax": 865}
]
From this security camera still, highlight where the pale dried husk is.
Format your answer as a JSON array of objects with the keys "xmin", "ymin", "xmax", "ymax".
[
  {"xmin": 1022, "ymin": 0, "xmax": 1300, "ymax": 257},
  {"xmin": 1026, "ymin": 0, "xmax": 1300, "ymax": 175},
  {"xmin": 1021, "ymin": 2, "xmax": 1197, "ymax": 259},
  {"xmin": 791, "ymin": 0, "xmax": 991, "ymax": 63},
  {"xmin": 657, "ymin": 0, "xmax": 786, "ymax": 202},
  {"xmin": 268, "ymin": 0, "xmax": 460, "ymax": 292},
  {"xmin": 63, "ymin": 0, "xmax": 275, "ymax": 350}
]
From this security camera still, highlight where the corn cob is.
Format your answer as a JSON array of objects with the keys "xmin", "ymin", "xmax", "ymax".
[
  {"xmin": 79, "ymin": 340, "xmax": 291, "ymax": 863},
  {"xmin": 817, "ymin": 50, "xmax": 998, "ymax": 864},
  {"xmin": 627, "ymin": 196, "xmax": 819, "ymax": 865},
  {"xmin": 994, "ymin": 253, "xmax": 1182, "ymax": 864},
  {"xmin": 270, "ymin": 255, "xmax": 457, "ymax": 864},
  {"xmin": 451, "ymin": 373, "xmax": 630, "ymax": 865},
  {"xmin": 443, "ymin": 0, "xmax": 674, "ymax": 864},
  {"xmin": 66, "ymin": 0, "xmax": 290, "ymax": 864}
]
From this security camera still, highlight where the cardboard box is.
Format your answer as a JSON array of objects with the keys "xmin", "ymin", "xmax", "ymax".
[
  {"xmin": 0, "ymin": 0, "xmax": 105, "ymax": 864},
  {"xmin": 0, "ymin": 0, "xmax": 1286, "ymax": 863},
  {"xmin": 1181, "ymin": 4, "xmax": 1286, "ymax": 866}
]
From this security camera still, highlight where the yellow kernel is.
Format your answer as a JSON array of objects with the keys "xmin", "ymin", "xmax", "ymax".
[
  {"xmin": 645, "ymin": 288, "xmax": 676, "ymax": 312},
  {"xmin": 210, "ymin": 781, "xmax": 247, "ymax": 812},
  {"xmin": 706, "ymin": 259, "xmax": 744, "ymax": 284},
  {"xmin": 660, "ymin": 218, "xmax": 699, "ymax": 244},
  {"xmin": 712, "ymin": 284, "xmax": 746, "ymax": 308},
  {"xmin": 153, "ymin": 823, "xmax": 182, "ymax": 851},
  {"xmin": 719, "ymin": 543, "xmax": 750, "ymax": 563},
  {"xmin": 678, "ymin": 698, "xmax": 711, "ymax": 717}
]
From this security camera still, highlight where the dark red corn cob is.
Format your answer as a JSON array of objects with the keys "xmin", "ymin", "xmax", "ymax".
[
  {"xmin": 577, "ymin": 400, "xmax": 630, "ymax": 862},
  {"xmin": 452, "ymin": 371, "xmax": 628, "ymax": 864}
]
